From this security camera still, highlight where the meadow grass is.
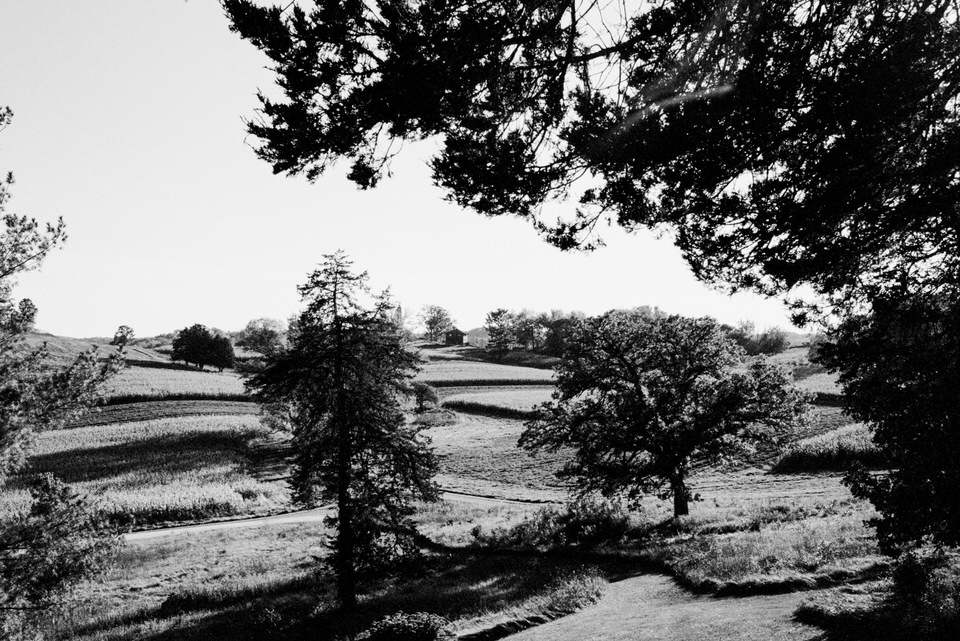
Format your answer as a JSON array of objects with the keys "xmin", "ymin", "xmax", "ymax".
[
  {"xmin": 71, "ymin": 400, "xmax": 258, "ymax": 428},
  {"xmin": 103, "ymin": 366, "xmax": 246, "ymax": 401},
  {"xmin": 774, "ymin": 423, "xmax": 884, "ymax": 472},
  {"xmin": 418, "ymin": 359, "xmax": 554, "ymax": 383},
  {"xmin": 793, "ymin": 371, "xmax": 840, "ymax": 395},
  {"xmin": 442, "ymin": 386, "xmax": 554, "ymax": 416},
  {"xmin": 0, "ymin": 415, "xmax": 287, "ymax": 527},
  {"xmin": 38, "ymin": 513, "xmax": 605, "ymax": 641}
]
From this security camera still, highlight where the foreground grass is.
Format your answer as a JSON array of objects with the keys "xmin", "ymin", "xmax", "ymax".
[
  {"xmin": 0, "ymin": 416, "xmax": 287, "ymax": 527},
  {"xmin": 35, "ymin": 507, "xmax": 605, "ymax": 641}
]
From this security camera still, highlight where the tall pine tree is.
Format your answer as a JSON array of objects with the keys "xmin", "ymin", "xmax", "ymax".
[{"xmin": 246, "ymin": 252, "xmax": 437, "ymax": 611}]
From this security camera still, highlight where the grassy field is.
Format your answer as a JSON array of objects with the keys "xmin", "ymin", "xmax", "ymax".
[
  {"xmin": 71, "ymin": 400, "xmax": 258, "ymax": 428},
  {"xmin": 12, "ymin": 339, "xmax": 894, "ymax": 641},
  {"xmin": 774, "ymin": 423, "xmax": 883, "ymax": 473},
  {"xmin": 19, "ymin": 332, "xmax": 169, "ymax": 364},
  {"xmin": 443, "ymin": 386, "xmax": 555, "ymax": 413},
  {"xmin": 0, "ymin": 416, "xmax": 287, "ymax": 527},
  {"xmin": 418, "ymin": 359, "xmax": 555, "ymax": 383},
  {"xmin": 103, "ymin": 366, "xmax": 247, "ymax": 401}
]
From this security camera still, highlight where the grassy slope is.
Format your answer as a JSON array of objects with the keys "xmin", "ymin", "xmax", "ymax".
[
  {"xmin": 24, "ymin": 336, "xmax": 884, "ymax": 640},
  {"xmin": 20, "ymin": 332, "xmax": 169, "ymax": 364},
  {"xmin": 0, "ymin": 416, "xmax": 287, "ymax": 527}
]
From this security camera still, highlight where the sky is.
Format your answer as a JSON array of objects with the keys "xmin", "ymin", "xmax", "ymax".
[{"xmin": 0, "ymin": 1, "xmax": 797, "ymax": 339}]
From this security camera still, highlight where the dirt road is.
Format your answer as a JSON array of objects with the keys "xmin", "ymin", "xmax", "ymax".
[{"xmin": 124, "ymin": 489, "xmax": 557, "ymax": 541}]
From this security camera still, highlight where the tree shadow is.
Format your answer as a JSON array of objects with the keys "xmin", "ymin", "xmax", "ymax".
[
  {"xmin": 85, "ymin": 552, "xmax": 605, "ymax": 641},
  {"xmin": 16, "ymin": 431, "xmax": 250, "ymax": 486}
]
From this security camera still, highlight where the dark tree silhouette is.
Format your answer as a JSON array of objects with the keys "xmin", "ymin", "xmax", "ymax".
[
  {"xmin": 171, "ymin": 324, "xmax": 216, "ymax": 370},
  {"xmin": 223, "ymin": 1, "xmax": 960, "ymax": 308},
  {"xmin": 209, "ymin": 335, "xmax": 236, "ymax": 372},
  {"xmin": 521, "ymin": 310, "xmax": 807, "ymax": 519},
  {"xmin": 820, "ymin": 294, "xmax": 960, "ymax": 552},
  {"xmin": 110, "ymin": 325, "xmax": 134, "ymax": 349},
  {"xmin": 246, "ymin": 252, "xmax": 437, "ymax": 611}
]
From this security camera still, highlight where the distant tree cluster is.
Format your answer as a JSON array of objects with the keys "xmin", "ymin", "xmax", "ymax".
[
  {"xmin": 234, "ymin": 318, "xmax": 286, "ymax": 357},
  {"xmin": 722, "ymin": 322, "xmax": 790, "ymax": 356},
  {"xmin": 171, "ymin": 324, "xmax": 235, "ymax": 371},
  {"xmin": 483, "ymin": 309, "xmax": 585, "ymax": 360}
]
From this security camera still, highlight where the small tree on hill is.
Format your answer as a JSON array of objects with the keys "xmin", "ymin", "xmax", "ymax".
[
  {"xmin": 521, "ymin": 311, "xmax": 807, "ymax": 519},
  {"xmin": 418, "ymin": 305, "xmax": 454, "ymax": 343},
  {"xmin": 172, "ymin": 324, "xmax": 215, "ymax": 370},
  {"xmin": 247, "ymin": 252, "xmax": 438, "ymax": 612},
  {"xmin": 110, "ymin": 325, "xmax": 134, "ymax": 349},
  {"xmin": 484, "ymin": 309, "xmax": 516, "ymax": 361},
  {"xmin": 209, "ymin": 335, "xmax": 236, "ymax": 372}
]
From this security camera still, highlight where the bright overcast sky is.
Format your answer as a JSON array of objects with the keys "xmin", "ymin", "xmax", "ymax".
[{"xmin": 1, "ymin": 1, "xmax": 797, "ymax": 338}]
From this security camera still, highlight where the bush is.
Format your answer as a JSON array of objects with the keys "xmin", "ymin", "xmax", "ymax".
[
  {"xmin": 412, "ymin": 382, "xmax": 439, "ymax": 413},
  {"xmin": 474, "ymin": 498, "xmax": 631, "ymax": 550},
  {"xmin": 891, "ymin": 548, "xmax": 960, "ymax": 637},
  {"xmin": 354, "ymin": 612, "xmax": 454, "ymax": 641}
]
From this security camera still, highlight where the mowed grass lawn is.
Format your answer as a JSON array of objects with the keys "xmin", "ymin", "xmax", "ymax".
[
  {"xmin": 0, "ymin": 416, "xmax": 288, "ymax": 528},
  {"xmin": 103, "ymin": 366, "xmax": 247, "ymax": 400}
]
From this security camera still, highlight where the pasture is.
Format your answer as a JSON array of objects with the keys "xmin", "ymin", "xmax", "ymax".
[
  {"xmin": 0, "ymin": 415, "xmax": 287, "ymax": 528},
  {"xmin": 15, "ymin": 336, "xmax": 894, "ymax": 641},
  {"xmin": 103, "ymin": 365, "xmax": 247, "ymax": 402},
  {"xmin": 417, "ymin": 359, "xmax": 555, "ymax": 383}
]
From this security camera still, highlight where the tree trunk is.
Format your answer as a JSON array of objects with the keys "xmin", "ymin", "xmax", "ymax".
[
  {"xmin": 671, "ymin": 474, "xmax": 689, "ymax": 519},
  {"xmin": 336, "ymin": 475, "xmax": 356, "ymax": 613}
]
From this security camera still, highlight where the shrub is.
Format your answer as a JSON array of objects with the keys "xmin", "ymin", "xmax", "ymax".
[
  {"xmin": 354, "ymin": 612, "xmax": 454, "ymax": 641},
  {"xmin": 412, "ymin": 382, "xmax": 439, "ymax": 413},
  {"xmin": 474, "ymin": 498, "xmax": 631, "ymax": 550},
  {"xmin": 890, "ymin": 548, "xmax": 960, "ymax": 637}
]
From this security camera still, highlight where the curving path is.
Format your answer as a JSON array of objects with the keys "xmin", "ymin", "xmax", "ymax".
[
  {"xmin": 506, "ymin": 574, "xmax": 821, "ymax": 641},
  {"xmin": 124, "ymin": 489, "xmax": 555, "ymax": 542}
]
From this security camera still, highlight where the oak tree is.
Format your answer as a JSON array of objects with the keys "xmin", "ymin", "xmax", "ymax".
[
  {"xmin": 521, "ymin": 310, "xmax": 807, "ymax": 519},
  {"xmin": 110, "ymin": 325, "xmax": 134, "ymax": 349}
]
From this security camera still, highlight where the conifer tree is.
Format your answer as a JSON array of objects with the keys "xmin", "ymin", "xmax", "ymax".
[{"xmin": 246, "ymin": 252, "xmax": 437, "ymax": 611}]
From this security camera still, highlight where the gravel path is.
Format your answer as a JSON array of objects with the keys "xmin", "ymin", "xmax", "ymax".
[{"xmin": 507, "ymin": 574, "xmax": 821, "ymax": 641}]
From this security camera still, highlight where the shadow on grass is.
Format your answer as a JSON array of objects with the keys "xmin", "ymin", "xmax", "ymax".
[
  {"xmin": 18, "ymin": 431, "xmax": 252, "ymax": 485},
  {"xmin": 68, "ymin": 552, "xmax": 613, "ymax": 641}
]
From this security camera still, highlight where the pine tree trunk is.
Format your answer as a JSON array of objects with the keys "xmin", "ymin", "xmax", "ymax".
[
  {"xmin": 671, "ymin": 475, "xmax": 689, "ymax": 519},
  {"xmin": 336, "ymin": 466, "xmax": 356, "ymax": 612}
]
